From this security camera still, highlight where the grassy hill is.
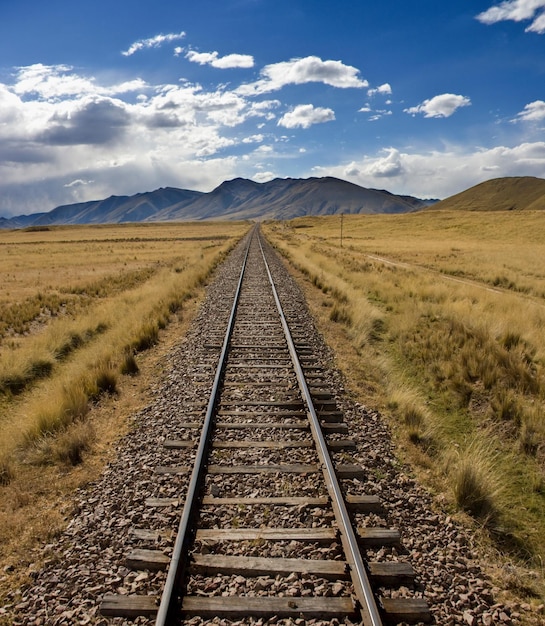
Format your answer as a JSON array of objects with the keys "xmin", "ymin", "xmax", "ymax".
[{"xmin": 432, "ymin": 176, "xmax": 545, "ymax": 211}]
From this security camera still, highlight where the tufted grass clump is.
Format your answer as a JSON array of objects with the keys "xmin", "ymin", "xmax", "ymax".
[
  {"xmin": 0, "ymin": 456, "xmax": 14, "ymax": 486},
  {"xmin": 29, "ymin": 383, "xmax": 89, "ymax": 440},
  {"xmin": 448, "ymin": 440, "xmax": 502, "ymax": 524},
  {"xmin": 131, "ymin": 321, "xmax": 159, "ymax": 353},
  {"xmin": 329, "ymin": 304, "xmax": 352, "ymax": 326},
  {"xmin": 52, "ymin": 422, "xmax": 95, "ymax": 466},
  {"xmin": 85, "ymin": 363, "xmax": 118, "ymax": 399},
  {"xmin": 388, "ymin": 388, "xmax": 433, "ymax": 447},
  {"xmin": 120, "ymin": 350, "xmax": 139, "ymax": 376}
]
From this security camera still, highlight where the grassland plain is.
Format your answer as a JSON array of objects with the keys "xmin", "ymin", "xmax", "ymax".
[
  {"xmin": 263, "ymin": 211, "xmax": 545, "ymax": 607},
  {"xmin": 0, "ymin": 221, "xmax": 249, "ymax": 605}
]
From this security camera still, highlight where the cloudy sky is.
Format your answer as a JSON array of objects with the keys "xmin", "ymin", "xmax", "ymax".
[{"xmin": 1, "ymin": 0, "xmax": 545, "ymax": 216}]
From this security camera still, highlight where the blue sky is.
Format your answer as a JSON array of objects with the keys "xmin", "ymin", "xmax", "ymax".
[{"xmin": 1, "ymin": 0, "xmax": 545, "ymax": 216}]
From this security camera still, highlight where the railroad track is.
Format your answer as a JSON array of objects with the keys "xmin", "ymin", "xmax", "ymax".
[{"xmin": 100, "ymin": 226, "xmax": 430, "ymax": 625}]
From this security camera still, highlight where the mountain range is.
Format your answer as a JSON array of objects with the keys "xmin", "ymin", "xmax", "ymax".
[
  {"xmin": 0, "ymin": 176, "xmax": 436, "ymax": 229},
  {"xmin": 2, "ymin": 175, "xmax": 544, "ymax": 230}
]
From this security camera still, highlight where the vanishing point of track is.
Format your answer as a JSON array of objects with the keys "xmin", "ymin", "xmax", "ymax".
[{"xmin": 101, "ymin": 226, "xmax": 430, "ymax": 625}]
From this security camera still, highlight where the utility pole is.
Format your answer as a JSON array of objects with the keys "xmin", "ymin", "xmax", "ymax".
[{"xmin": 340, "ymin": 212, "xmax": 344, "ymax": 248}]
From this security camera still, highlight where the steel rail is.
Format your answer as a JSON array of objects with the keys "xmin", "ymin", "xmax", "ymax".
[
  {"xmin": 155, "ymin": 227, "xmax": 254, "ymax": 626},
  {"xmin": 258, "ymin": 231, "xmax": 384, "ymax": 626}
]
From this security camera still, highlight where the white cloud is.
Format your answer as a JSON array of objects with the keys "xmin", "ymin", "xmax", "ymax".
[
  {"xmin": 477, "ymin": 0, "xmax": 545, "ymax": 33},
  {"xmin": 242, "ymin": 134, "xmax": 264, "ymax": 143},
  {"xmin": 363, "ymin": 148, "xmax": 403, "ymax": 177},
  {"xmin": 122, "ymin": 31, "xmax": 186, "ymax": 56},
  {"xmin": 513, "ymin": 99, "xmax": 545, "ymax": 121},
  {"xmin": 0, "ymin": 63, "xmax": 283, "ymax": 213},
  {"xmin": 368, "ymin": 110, "xmax": 393, "ymax": 122},
  {"xmin": 405, "ymin": 93, "xmax": 471, "ymax": 118},
  {"xmin": 185, "ymin": 50, "xmax": 254, "ymax": 69},
  {"xmin": 236, "ymin": 56, "xmax": 368, "ymax": 95},
  {"xmin": 253, "ymin": 171, "xmax": 276, "ymax": 183},
  {"xmin": 368, "ymin": 83, "xmax": 392, "ymax": 97},
  {"xmin": 13, "ymin": 64, "xmax": 148, "ymax": 101},
  {"xmin": 314, "ymin": 141, "xmax": 545, "ymax": 199},
  {"xmin": 64, "ymin": 179, "xmax": 94, "ymax": 188},
  {"xmin": 277, "ymin": 104, "xmax": 335, "ymax": 129}
]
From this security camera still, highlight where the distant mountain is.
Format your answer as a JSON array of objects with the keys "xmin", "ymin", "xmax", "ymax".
[
  {"xmin": 0, "ymin": 176, "xmax": 435, "ymax": 229},
  {"xmin": 430, "ymin": 176, "xmax": 545, "ymax": 211}
]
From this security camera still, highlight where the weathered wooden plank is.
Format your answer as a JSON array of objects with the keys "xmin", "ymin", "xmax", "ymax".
[
  {"xmin": 202, "ymin": 496, "xmax": 329, "ymax": 506},
  {"xmin": 329, "ymin": 439, "xmax": 356, "ymax": 450},
  {"xmin": 181, "ymin": 596, "xmax": 357, "ymax": 619},
  {"xmin": 368, "ymin": 561, "xmax": 415, "ymax": 586},
  {"xmin": 213, "ymin": 439, "xmax": 355, "ymax": 450},
  {"xmin": 162, "ymin": 439, "xmax": 195, "ymax": 449},
  {"xmin": 145, "ymin": 497, "xmax": 181, "ymax": 507},
  {"xmin": 318, "ymin": 411, "xmax": 344, "ymax": 421},
  {"xmin": 131, "ymin": 528, "xmax": 163, "ymax": 542},
  {"xmin": 100, "ymin": 594, "xmax": 359, "ymax": 620},
  {"xmin": 309, "ymin": 391, "xmax": 333, "ymax": 400},
  {"xmin": 225, "ymin": 344, "xmax": 287, "ymax": 350},
  {"xmin": 100, "ymin": 594, "xmax": 159, "ymax": 618},
  {"xmin": 213, "ymin": 440, "xmax": 313, "ymax": 449},
  {"xmin": 192, "ymin": 554, "xmax": 349, "ymax": 579},
  {"xmin": 357, "ymin": 527, "xmax": 401, "ymax": 546},
  {"xmin": 226, "ymin": 364, "xmax": 293, "ymax": 369},
  {"xmin": 336, "ymin": 464, "xmax": 365, "ymax": 479},
  {"xmin": 154, "ymin": 465, "xmax": 190, "ymax": 474},
  {"xmin": 207, "ymin": 463, "xmax": 319, "ymax": 474},
  {"xmin": 381, "ymin": 598, "xmax": 432, "ymax": 623},
  {"xmin": 217, "ymin": 411, "xmax": 304, "ymax": 417},
  {"xmin": 220, "ymin": 401, "xmax": 304, "ymax": 408},
  {"xmin": 126, "ymin": 549, "xmax": 169, "ymax": 571},
  {"xmin": 216, "ymin": 421, "xmax": 309, "ymax": 430},
  {"xmin": 320, "ymin": 422, "xmax": 348, "ymax": 433},
  {"xmin": 196, "ymin": 528, "xmax": 337, "ymax": 542},
  {"xmin": 346, "ymin": 495, "xmax": 383, "ymax": 512}
]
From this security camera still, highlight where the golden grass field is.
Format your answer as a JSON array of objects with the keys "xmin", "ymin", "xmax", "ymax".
[
  {"xmin": 263, "ymin": 210, "xmax": 545, "ymax": 605},
  {"xmin": 2, "ymin": 211, "xmax": 545, "ymax": 614},
  {"xmin": 0, "ymin": 221, "xmax": 249, "ymax": 607}
]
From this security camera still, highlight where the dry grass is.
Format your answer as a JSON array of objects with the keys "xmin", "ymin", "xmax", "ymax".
[
  {"xmin": 0, "ymin": 222, "xmax": 247, "ymax": 450},
  {"xmin": 0, "ymin": 221, "xmax": 248, "ymax": 609},
  {"xmin": 263, "ymin": 212, "xmax": 545, "ymax": 601}
]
